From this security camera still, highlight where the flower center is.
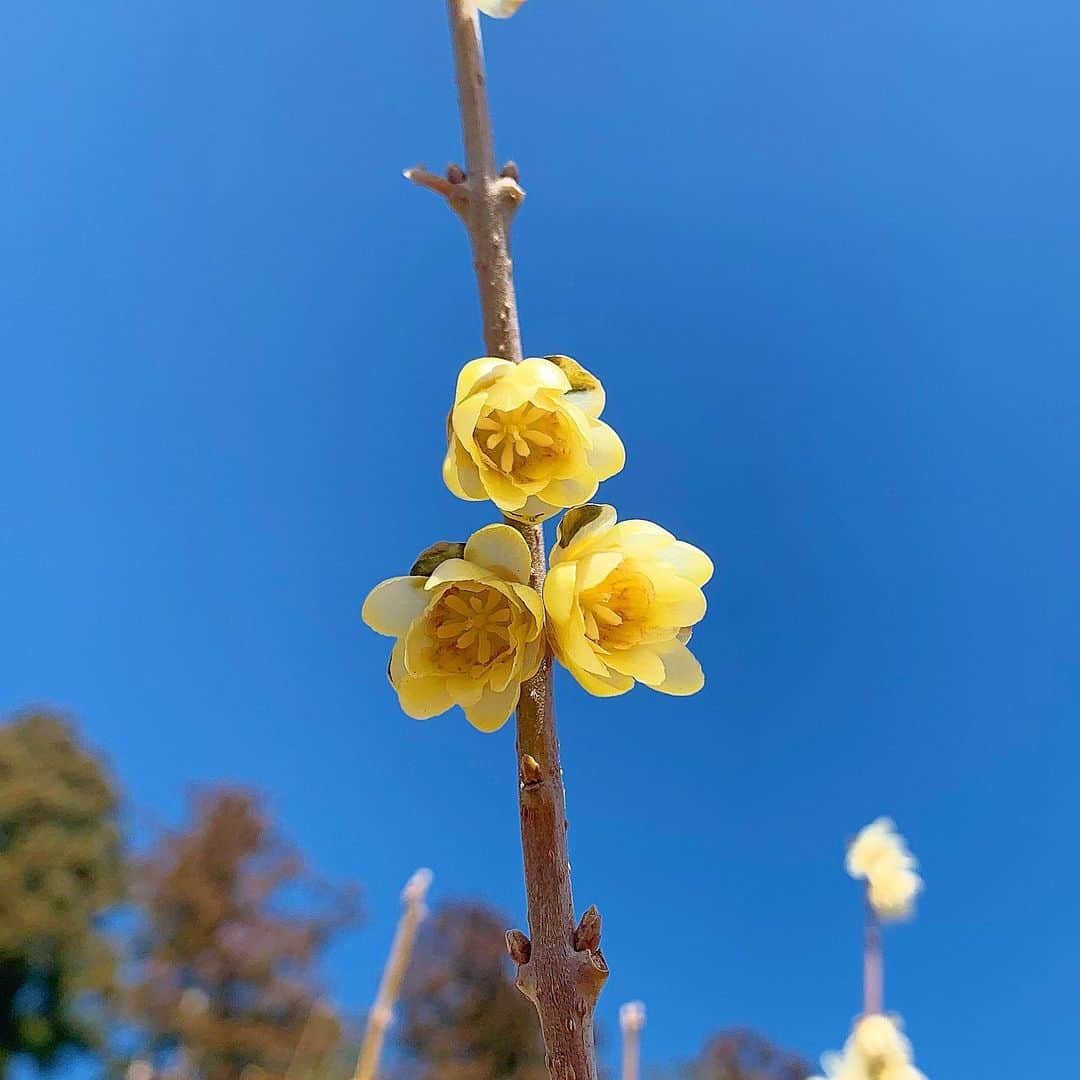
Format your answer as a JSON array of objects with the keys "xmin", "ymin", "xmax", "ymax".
[
  {"xmin": 579, "ymin": 568, "xmax": 655, "ymax": 650},
  {"xmin": 427, "ymin": 585, "xmax": 514, "ymax": 676},
  {"xmin": 474, "ymin": 404, "xmax": 563, "ymax": 477}
]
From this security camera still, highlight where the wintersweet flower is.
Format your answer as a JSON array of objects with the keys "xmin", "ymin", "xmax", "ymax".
[
  {"xmin": 477, "ymin": 0, "xmax": 526, "ymax": 16},
  {"xmin": 443, "ymin": 355, "xmax": 625, "ymax": 522},
  {"xmin": 362, "ymin": 524, "xmax": 544, "ymax": 732},
  {"xmin": 543, "ymin": 505, "xmax": 712, "ymax": 697},
  {"xmin": 846, "ymin": 817, "xmax": 923, "ymax": 921},
  {"xmin": 811, "ymin": 1014, "xmax": 926, "ymax": 1080}
]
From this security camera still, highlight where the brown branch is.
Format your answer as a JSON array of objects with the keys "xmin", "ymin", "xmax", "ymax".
[
  {"xmin": 405, "ymin": 2, "xmax": 607, "ymax": 1076},
  {"xmin": 863, "ymin": 895, "xmax": 883, "ymax": 1015},
  {"xmin": 618, "ymin": 1002, "xmax": 646, "ymax": 1080}
]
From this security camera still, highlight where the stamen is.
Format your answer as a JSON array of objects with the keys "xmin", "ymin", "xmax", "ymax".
[
  {"xmin": 436, "ymin": 621, "xmax": 467, "ymax": 638},
  {"xmin": 445, "ymin": 596, "xmax": 472, "ymax": 616},
  {"xmin": 592, "ymin": 604, "xmax": 623, "ymax": 626},
  {"xmin": 500, "ymin": 442, "xmax": 515, "ymax": 473},
  {"xmin": 524, "ymin": 429, "xmax": 554, "ymax": 447},
  {"xmin": 469, "ymin": 596, "xmax": 485, "ymax": 612}
]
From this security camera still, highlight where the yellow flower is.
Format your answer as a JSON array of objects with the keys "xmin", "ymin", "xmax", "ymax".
[
  {"xmin": 476, "ymin": 0, "xmax": 526, "ymax": 15},
  {"xmin": 846, "ymin": 818, "xmax": 923, "ymax": 921},
  {"xmin": 543, "ymin": 505, "xmax": 712, "ymax": 697},
  {"xmin": 362, "ymin": 524, "xmax": 544, "ymax": 732},
  {"xmin": 851, "ymin": 1015, "xmax": 910, "ymax": 1063},
  {"xmin": 443, "ymin": 356, "xmax": 625, "ymax": 522}
]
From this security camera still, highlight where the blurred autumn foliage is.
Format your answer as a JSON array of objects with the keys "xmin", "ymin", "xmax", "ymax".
[
  {"xmin": 686, "ymin": 1029, "xmax": 810, "ymax": 1080},
  {"xmin": 0, "ymin": 709, "xmax": 809, "ymax": 1080},
  {"xmin": 0, "ymin": 710, "xmax": 124, "ymax": 1076},
  {"xmin": 395, "ymin": 902, "xmax": 546, "ymax": 1080},
  {"xmin": 121, "ymin": 788, "xmax": 361, "ymax": 1080}
]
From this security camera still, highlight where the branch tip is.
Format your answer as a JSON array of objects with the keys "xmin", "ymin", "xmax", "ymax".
[{"xmin": 500, "ymin": 160, "xmax": 521, "ymax": 181}]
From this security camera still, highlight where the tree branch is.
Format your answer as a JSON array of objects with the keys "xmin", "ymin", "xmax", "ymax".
[
  {"xmin": 353, "ymin": 869, "xmax": 432, "ymax": 1080},
  {"xmin": 406, "ymin": 2, "xmax": 607, "ymax": 1076}
]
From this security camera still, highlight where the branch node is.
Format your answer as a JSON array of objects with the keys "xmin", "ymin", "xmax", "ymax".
[
  {"xmin": 500, "ymin": 160, "xmax": 521, "ymax": 181},
  {"xmin": 572, "ymin": 905, "xmax": 602, "ymax": 954},
  {"xmin": 520, "ymin": 754, "xmax": 543, "ymax": 787},
  {"xmin": 446, "ymin": 162, "xmax": 466, "ymax": 184},
  {"xmin": 506, "ymin": 928, "xmax": 532, "ymax": 965}
]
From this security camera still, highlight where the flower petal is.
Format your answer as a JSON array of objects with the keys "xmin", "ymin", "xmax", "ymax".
[
  {"xmin": 543, "ymin": 563, "xmax": 578, "ymax": 625},
  {"xmin": 552, "ymin": 504, "xmax": 618, "ymax": 563},
  {"xmin": 604, "ymin": 645, "xmax": 666, "ymax": 686},
  {"xmin": 464, "ymin": 682, "xmax": 521, "ymax": 732},
  {"xmin": 664, "ymin": 540, "xmax": 714, "ymax": 587},
  {"xmin": 652, "ymin": 640, "xmax": 705, "ymax": 696},
  {"xmin": 443, "ymin": 443, "xmax": 486, "ymax": 501},
  {"xmin": 539, "ymin": 472, "xmax": 600, "ymax": 510},
  {"xmin": 455, "ymin": 357, "xmax": 511, "ymax": 403},
  {"xmin": 426, "ymin": 558, "xmax": 494, "ymax": 590},
  {"xmin": 451, "ymin": 391, "xmax": 488, "ymax": 461},
  {"xmin": 577, "ymin": 551, "xmax": 623, "ymax": 592},
  {"xmin": 362, "ymin": 576, "xmax": 429, "ymax": 637},
  {"xmin": 585, "ymin": 419, "xmax": 626, "ymax": 481},
  {"xmin": 396, "ymin": 674, "xmax": 454, "ymax": 719},
  {"xmin": 464, "ymin": 523, "xmax": 532, "ymax": 584},
  {"xmin": 565, "ymin": 662, "xmax": 634, "ymax": 697}
]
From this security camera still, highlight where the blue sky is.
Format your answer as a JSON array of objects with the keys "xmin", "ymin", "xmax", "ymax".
[{"xmin": 2, "ymin": 0, "xmax": 1078, "ymax": 1075}]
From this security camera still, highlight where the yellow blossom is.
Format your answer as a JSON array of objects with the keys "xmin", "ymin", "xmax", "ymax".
[
  {"xmin": 476, "ymin": 0, "xmax": 526, "ymax": 16},
  {"xmin": 543, "ymin": 505, "xmax": 711, "ymax": 697},
  {"xmin": 846, "ymin": 818, "xmax": 923, "ymax": 921},
  {"xmin": 362, "ymin": 524, "xmax": 544, "ymax": 732},
  {"xmin": 443, "ymin": 356, "xmax": 625, "ymax": 522},
  {"xmin": 812, "ymin": 1014, "xmax": 926, "ymax": 1080}
]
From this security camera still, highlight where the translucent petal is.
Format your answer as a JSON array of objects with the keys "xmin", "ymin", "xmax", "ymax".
[
  {"xmin": 397, "ymin": 675, "xmax": 454, "ymax": 720},
  {"xmin": 476, "ymin": 0, "xmax": 527, "ymax": 18},
  {"xmin": 455, "ymin": 357, "xmax": 511, "ymax": 403},
  {"xmin": 603, "ymin": 645, "xmax": 666, "ymax": 686},
  {"xmin": 425, "ymin": 558, "xmax": 494, "ymax": 590},
  {"xmin": 464, "ymin": 523, "xmax": 532, "ymax": 584},
  {"xmin": 652, "ymin": 640, "xmax": 705, "ymax": 696},
  {"xmin": 585, "ymin": 419, "xmax": 626, "ymax": 481},
  {"xmin": 662, "ymin": 540, "xmax": 714, "ymax": 587},
  {"xmin": 543, "ymin": 563, "xmax": 578, "ymax": 624},
  {"xmin": 464, "ymin": 682, "xmax": 521, "ymax": 732},
  {"xmin": 362, "ymin": 576, "xmax": 429, "ymax": 637}
]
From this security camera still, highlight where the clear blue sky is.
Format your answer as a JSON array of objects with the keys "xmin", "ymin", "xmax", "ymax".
[{"xmin": 2, "ymin": 1, "xmax": 1077, "ymax": 1075}]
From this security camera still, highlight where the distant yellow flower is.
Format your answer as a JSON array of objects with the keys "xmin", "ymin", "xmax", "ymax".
[
  {"xmin": 851, "ymin": 1015, "xmax": 910, "ymax": 1062},
  {"xmin": 543, "ymin": 505, "xmax": 711, "ymax": 697},
  {"xmin": 846, "ymin": 818, "xmax": 923, "ymax": 921},
  {"xmin": 362, "ymin": 524, "xmax": 544, "ymax": 732},
  {"xmin": 443, "ymin": 356, "xmax": 625, "ymax": 522},
  {"xmin": 476, "ymin": 0, "xmax": 526, "ymax": 15},
  {"xmin": 811, "ymin": 1014, "xmax": 926, "ymax": 1080}
]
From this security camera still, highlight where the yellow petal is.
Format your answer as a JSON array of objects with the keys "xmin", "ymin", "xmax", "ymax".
[
  {"xmin": 608, "ymin": 520, "xmax": 675, "ymax": 555},
  {"xmin": 538, "ymin": 472, "xmax": 599, "ymax": 510},
  {"xmin": 443, "ymin": 442, "xmax": 486, "ymax": 500},
  {"xmin": 552, "ymin": 504, "xmax": 618, "ymax": 563},
  {"xmin": 445, "ymin": 677, "xmax": 484, "ymax": 707},
  {"xmin": 477, "ymin": 466, "xmax": 530, "ymax": 514},
  {"xmin": 476, "ymin": 0, "xmax": 527, "ymax": 19},
  {"xmin": 451, "ymin": 392, "xmax": 488, "ymax": 460},
  {"xmin": 577, "ymin": 551, "xmax": 623, "ymax": 592},
  {"xmin": 664, "ymin": 540, "xmax": 714, "ymax": 587},
  {"xmin": 518, "ymin": 356, "xmax": 571, "ymax": 393},
  {"xmin": 543, "ymin": 563, "xmax": 578, "ymax": 625},
  {"xmin": 464, "ymin": 523, "xmax": 532, "ymax": 585},
  {"xmin": 425, "ymin": 558, "xmax": 494, "ymax": 590},
  {"xmin": 464, "ymin": 682, "xmax": 521, "ymax": 732},
  {"xmin": 396, "ymin": 674, "xmax": 454, "ymax": 719},
  {"xmin": 652, "ymin": 640, "xmax": 705, "ymax": 696},
  {"xmin": 508, "ymin": 581, "xmax": 545, "ymax": 631},
  {"xmin": 585, "ymin": 419, "xmax": 626, "ymax": 481},
  {"xmin": 564, "ymin": 661, "xmax": 633, "ymax": 697},
  {"xmin": 362, "ymin": 576, "xmax": 429, "ymax": 637},
  {"xmin": 455, "ymin": 357, "xmax": 511, "ymax": 402},
  {"xmin": 603, "ymin": 645, "xmax": 666, "ymax": 686},
  {"xmin": 652, "ymin": 588, "xmax": 707, "ymax": 629}
]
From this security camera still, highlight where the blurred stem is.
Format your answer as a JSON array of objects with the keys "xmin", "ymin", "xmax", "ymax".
[
  {"xmin": 863, "ymin": 895, "xmax": 883, "ymax": 1015},
  {"xmin": 405, "ymin": 2, "xmax": 608, "ymax": 1075},
  {"xmin": 619, "ymin": 1002, "xmax": 646, "ymax": 1080},
  {"xmin": 353, "ymin": 869, "xmax": 432, "ymax": 1080}
]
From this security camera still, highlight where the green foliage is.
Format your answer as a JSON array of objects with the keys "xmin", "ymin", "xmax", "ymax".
[
  {"xmin": 123, "ymin": 788, "xmax": 360, "ymax": 1080},
  {"xmin": 0, "ymin": 709, "xmax": 124, "ymax": 1074},
  {"xmin": 396, "ymin": 902, "xmax": 546, "ymax": 1080}
]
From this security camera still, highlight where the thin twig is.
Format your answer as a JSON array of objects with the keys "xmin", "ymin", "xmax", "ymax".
[
  {"xmin": 863, "ymin": 894, "xmax": 883, "ymax": 1015},
  {"xmin": 406, "ymin": 3, "xmax": 607, "ymax": 1076},
  {"xmin": 353, "ymin": 869, "xmax": 433, "ymax": 1080}
]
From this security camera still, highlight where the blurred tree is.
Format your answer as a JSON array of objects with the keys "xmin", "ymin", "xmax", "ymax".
[
  {"xmin": 0, "ymin": 709, "xmax": 124, "ymax": 1077},
  {"xmin": 124, "ymin": 788, "xmax": 360, "ymax": 1080},
  {"xmin": 395, "ymin": 902, "xmax": 546, "ymax": 1080},
  {"xmin": 686, "ymin": 1029, "xmax": 810, "ymax": 1080}
]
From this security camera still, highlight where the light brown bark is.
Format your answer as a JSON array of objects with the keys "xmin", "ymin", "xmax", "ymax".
[{"xmin": 405, "ymin": 3, "xmax": 607, "ymax": 1076}]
